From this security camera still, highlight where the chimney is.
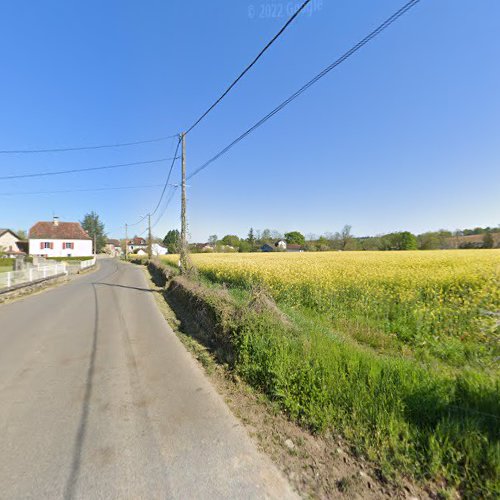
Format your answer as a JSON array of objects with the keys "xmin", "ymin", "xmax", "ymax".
[{"xmin": 53, "ymin": 216, "xmax": 59, "ymax": 227}]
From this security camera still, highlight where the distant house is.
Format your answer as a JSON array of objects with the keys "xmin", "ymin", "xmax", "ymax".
[
  {"xmin": 0, "ymin": 229, "xmax": 26, "ymax": 257},
  {"xmin": 128, "ymin": 237, "xmax": 147, "ymax": 254},
  {"xmin": 29, "ymin": 217, "xmax": 93, "ymax": 257},
  {"xmin": 136, "ymin": 248, "xmax": 147, "ymax": 256},
  {"xmin": 151, "ymin": 243, "xmax": 168, "ymax": 256},
  {"xmin": 105, "ymin": 239, "xmax": 122, "ymax": 257},
  {"xmin": 192, "ymin": 243, "xmax": 214, "ymax": 253},
  {"xmin": 275, "ymin": 240, "xmax": 287, "ymax": 250},
  {"xmin": 286, "ymin": 244, "xmax": 304, "ymax": 253},
  {"xmin": 260, "ymin": 243, "xmax": 274, "ymax": 252}
]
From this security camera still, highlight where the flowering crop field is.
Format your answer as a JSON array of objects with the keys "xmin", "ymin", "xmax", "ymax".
[
  {"xmin": 163, "ymin": 250, "xmax": 500, "ymax": 368},
  {"xmin": 159, "ymin": 250, "xmax": 500, "ymax": 495}
]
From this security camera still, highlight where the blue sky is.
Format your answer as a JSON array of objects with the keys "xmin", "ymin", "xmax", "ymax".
[{"xmin": 1, "ymin": 0, "xmax": 499, "ymax": 241}]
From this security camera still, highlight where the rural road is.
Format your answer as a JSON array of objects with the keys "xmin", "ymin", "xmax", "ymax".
[{"xmin": 0, "ymin": 258, "xmax": 296, "ymax": 499}]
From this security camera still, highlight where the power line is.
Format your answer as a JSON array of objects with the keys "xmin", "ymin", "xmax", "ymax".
[
  {"xmin": 125, "ymin": 136, "xmax": 181, "ymax": 230},
  {"xmin": 151, "ymin": 186, "xmax": 179, "ymax": 230},
  {"xmin": 185, "ymin": 0, "xmax": 312, "ymax": 135},
  {"xmin": 0, "ymin": 184, "xmax": 164, "ymax": 196},
  {"xmin": 0, "ymin": 135, "xmax": 178, "ymax": 154},
  {"xmin": 150, "ymin": 136, "xmax": 182, "ymax": 217},
  {"xmin": 0, "ymin": 157, "xmax": 177, "ymax": 180},
  {"xmin": 188, "ymin": 0, "xmax": 421, "ymax": 180},
  {"xmin": 127, "ymin": 214, "xmax": 149, "ymax": 228}
]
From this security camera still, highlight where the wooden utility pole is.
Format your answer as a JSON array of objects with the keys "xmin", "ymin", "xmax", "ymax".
[
  {"xmin": 125, "ymin": 223, "xmax": 128, "ymax": 260},
  {"xmin": 180, "ymin": 132, "xmax": 188, "ymax": 272},
  {"xmin": 147, "ymin": 213, "xmax": 152, "ymax": 259}
]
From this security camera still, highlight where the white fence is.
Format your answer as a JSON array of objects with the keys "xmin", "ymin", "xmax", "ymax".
[
  {"xmin": 0, "ymin": 263, "xmax": 68, "ymax": 290},
  {"xmin": 80, "ymin": 257, "xmax": 96, "ymax": 270}
]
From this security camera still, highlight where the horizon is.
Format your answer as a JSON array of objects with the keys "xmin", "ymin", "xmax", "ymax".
[{"xmin": 1, "ymin": 1, "xmax": 499, "ymax": 241}]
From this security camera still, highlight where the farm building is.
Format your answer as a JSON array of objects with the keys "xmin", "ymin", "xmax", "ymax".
[{"xmin": 0, "ymin": 229, "xmax": 26, "ymax": 257}]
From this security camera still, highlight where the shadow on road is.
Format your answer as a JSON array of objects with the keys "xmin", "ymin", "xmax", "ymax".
[
  {"xmin": 93, "ymin": 282, "xmax": 153, "ymax": 293},
  {"xmin": 63, "ymin": 284, "xmax": 99, "ymax": 500}
]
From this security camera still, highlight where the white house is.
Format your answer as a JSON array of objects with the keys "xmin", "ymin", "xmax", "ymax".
[
  {"xmin": 275, "ymin": 240, "xmax": 287, "ymax": 250},
  {"xmin": 152, "ymin": 243, "xmax": 168, "ymax": 256},
  {"xmin": 29, "ymin": 217, "xmax": 93, "ymax": 258},
  {"xmin": 127, "ymin": 236, "xmax": 147, "ymax": 254},
  {"xmin": 0, "ymin": 229, "xmax": 26, "ymax": 256}
]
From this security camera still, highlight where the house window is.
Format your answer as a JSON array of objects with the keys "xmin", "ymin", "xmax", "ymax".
[
  {"xmin": 40, "ymin": 242, "xmax": 53, "ymax": 249},
  {"xmin": 63, "ymin": 242, "xmax": 74, "ymax": 250}
]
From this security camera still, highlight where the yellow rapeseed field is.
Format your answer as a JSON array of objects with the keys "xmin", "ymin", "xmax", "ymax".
[
  {"xmin": 163, "ymin": 250, "xmax": 500, "ymax": 366},
  {"xmin": 159, "ymin": 250, "xmax": 500, "ymax": 494}
]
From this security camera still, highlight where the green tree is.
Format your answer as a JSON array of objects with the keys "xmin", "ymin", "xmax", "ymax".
[
  {"xmin": 418, "ymin": 230, "xmax": 452, "ymax": 250},
  {"xmin": 238, "ymin": 240, "xmax": 252, "ymax": 253},
  {"xmin": 16, "ymin": 229, "xmax": 27, "ymax": 240},
  {"xmin": 260, "ymin": 229, "xmax": 272, "ymax": 243},
  {"xmin": 163, "ymin": 229, "xmax": 180, "ymax": 254},
  {"xmin": 247, "ymin": 228, "xmax": 255, "ymax": 246},
  {"xmin": 358, "ymin": 236, "xmax": 381, "ymax": 251},
  {"xmin": 208, "ymin": 235, "xmax": 218, "ymax": 246},
  {"xmin": 316, "ymin": 236, "xmax": 330, "ymax": 251},
  {"xmin": 483, "ymin": 231, "xmax": 494, "ymax": 248},
  {"xmin": 399, "ymin": 231, "xmax": 418, "ymax": 250},
  {"xmin": 418, "ymin": 232, "xmax": 438, "ymax": 250},
  {"xmin": 221, "ymin": 234, "xmax": 240, "ymax": 247},
  {"xmin": 381, "ymin": 231, "xmax": 417, "ymax": 250},
  {"xmin": 340, "ymin": 225, "xmax": 353, "ymax": 250},
  {"xmin": 81, "ymin": 211, "xmax": 106, "ymax": 253},
  {"xmin": 284, "ymin": 231, "xmax": 305, "ymax": 245}
]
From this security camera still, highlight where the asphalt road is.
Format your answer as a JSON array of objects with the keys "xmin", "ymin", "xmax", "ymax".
[{"xmin": 0, "ymin": 258, "xmax": 296, "ymax": 499}]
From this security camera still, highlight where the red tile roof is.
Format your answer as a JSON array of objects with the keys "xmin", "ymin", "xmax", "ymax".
[
  {"xmin": 29, "ymin": 221, "xmax": 91, "ymax": 240},
  {"xmin": 129, "ymin": 237, "xmax": 146, "ymax": 245}
]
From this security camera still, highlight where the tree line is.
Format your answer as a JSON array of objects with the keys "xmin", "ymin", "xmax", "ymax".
[{"xmin": 162, "ymin": 224, "xmax": 499, "ymax": 253}]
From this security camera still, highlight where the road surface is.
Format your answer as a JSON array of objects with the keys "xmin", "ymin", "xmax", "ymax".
[{"xmin": 0, "ymin": 258, "xmax": 296, "ymax": 499}]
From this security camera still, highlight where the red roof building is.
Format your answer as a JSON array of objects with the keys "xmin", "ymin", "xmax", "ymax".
[{"xmin": 28, "ymin": 218, "xmax": 93, "ymax": 257}]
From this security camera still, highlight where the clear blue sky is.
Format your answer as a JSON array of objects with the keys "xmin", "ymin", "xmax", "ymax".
[{"xmin": 1, "ymin": 0, "xmax": 499, "ymax": 241}]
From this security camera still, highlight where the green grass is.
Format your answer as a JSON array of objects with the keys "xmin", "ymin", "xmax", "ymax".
[
  {"xmin": 164, "ymin": 269, "xmax": 499, "ymax": 498},
  {"xmin": 237, "ymin": 309, "xmax": 498, "ymax": 492},
  {"xmin": 0, "ymin": 258, "xmax": 15, "ymax": 268},
  {"xmin": 47, "ymin": 256, "xmax": 94, "ymax": 262}
]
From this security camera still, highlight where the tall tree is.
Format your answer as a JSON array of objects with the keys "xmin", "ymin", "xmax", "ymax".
[
  {"xmin": 260, "ymin": 229, "xmax": 272, "ymax": 242},
  {"xmin": 247, "ymin": 228, "xmax": 255, "ymax": 246},
  {"xmin": 284, "ymin": 231, "xmax": 305, "ymax": 245},
  {"xmin": 208, "ymin": 235, "xmax": 218, "ymax": 246},
  {"xmin": 81, "ymin": 211, "xmax": 106, "ymax": 253},
  {"xmin": 341, "ymin": 225, "xmax": 353, "ymax": 250},
  {"xmin": 163, "ymin": 229, "xmax": 180, "ymax": 253},
  {"xmin": 483, "ymin": 231, "xmax": 494, "ymax": 248}
]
